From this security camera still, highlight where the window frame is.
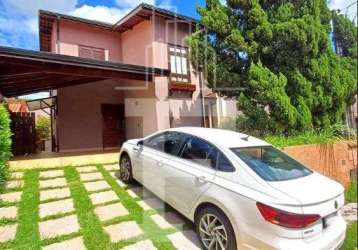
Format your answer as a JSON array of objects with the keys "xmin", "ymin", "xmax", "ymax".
[
  {"xmin": 167, "ymin": 44, "xmax": 191, "ymax": 84},
  {"xmin": 142, "ymin": 131, "xmax": 235, "ymax": 172},
  {"xmin": 177, "ymin": 134, "xmax": 235, "ymax": 172},
  {"xmin": 143, "ymin": 131, "xmax": 188, "ymax": 156}
]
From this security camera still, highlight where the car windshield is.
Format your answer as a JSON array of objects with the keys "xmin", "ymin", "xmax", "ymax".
[{"xmin": 231, "ymin": 146, "xmax": 312, "ymax": 181}]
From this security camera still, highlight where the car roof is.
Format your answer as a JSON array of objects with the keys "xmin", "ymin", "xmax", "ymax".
[{"xmin": 166, "ymin": 127, "xmax": 270, "ymax": 149}]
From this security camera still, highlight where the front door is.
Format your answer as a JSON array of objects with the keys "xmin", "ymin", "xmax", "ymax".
[{"xmin": 101, "ymin": 104, "xmax": 125, "ymax": 149}]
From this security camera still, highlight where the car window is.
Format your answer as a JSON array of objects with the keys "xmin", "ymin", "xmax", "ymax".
[
  {"xmin": 232, "ymin": 146, "xmax": 312, "ymax": 181},
  {"xmin": 217, "ymin": 153, "xmax": 235, "ymax": 172},
  {"xmin": 180, "ymin": 136, "xmax": 219, "ymax": 168},
  {"xmin": 143, "ymin": 132, "xmax": 185, "ymax": 156}
]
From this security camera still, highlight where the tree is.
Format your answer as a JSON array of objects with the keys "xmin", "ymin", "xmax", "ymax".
[{"xmin": 187, "ymin": 0, "xmax": 357, "ymax": 135}]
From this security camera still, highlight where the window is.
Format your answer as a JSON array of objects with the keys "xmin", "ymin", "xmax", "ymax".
[
  {"xmin": 143, "ymin": 132, "xmax": 185, "ymax": 156},
  {"xmin": 232, "ymin": 146, "xmax": 312, "ymax": 181},
  {"xmin": 180, "ymin": 137, "xmax": 219, "ymax": 168},
  {"xmin": 168, "ymin": 45, "xmax": 190, "ymax": 83},
  {"xmin": 79, "ymin": 45, "xmax": 105, "ymax": 61},
  {"xmin": 217, "ymin": 154, "xmax": 235, "ymax": 172}
]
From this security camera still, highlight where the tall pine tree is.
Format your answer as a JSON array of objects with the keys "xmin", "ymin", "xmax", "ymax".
[{"xmin": 187, "ymin": 0, "xmax": 357, "ymax": 135}]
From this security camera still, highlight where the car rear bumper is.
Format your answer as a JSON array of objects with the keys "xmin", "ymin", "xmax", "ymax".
[{"xmin": 240, "ymin": 215, "xmax": 347, "ymax": 250}]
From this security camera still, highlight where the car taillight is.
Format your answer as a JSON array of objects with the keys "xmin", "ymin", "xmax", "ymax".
[{"xmin": 256, "ymin": 202, "xmax": 321, "ymax": 229}]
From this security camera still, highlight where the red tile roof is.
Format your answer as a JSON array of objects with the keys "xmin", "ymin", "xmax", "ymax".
[{"xmin": 7, "ymin": 99, "xmax": 29, "ymax": 113}]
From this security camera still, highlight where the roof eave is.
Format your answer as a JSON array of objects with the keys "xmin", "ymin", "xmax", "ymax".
[{"xmin": 113, "ymin": 3, "xmax": 199, "ymax": 31}]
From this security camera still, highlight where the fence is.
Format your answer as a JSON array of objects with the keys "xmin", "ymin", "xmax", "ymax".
[
  {"xmin": 10, "ymin": 112, "xmax": 37, "ymax": 156},
  {"xmin": 284, "ymin": 140, "xmax": 357, "ymax": 188}
]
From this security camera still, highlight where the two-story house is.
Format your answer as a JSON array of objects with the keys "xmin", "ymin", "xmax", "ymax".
[{"xmin": 0, "ymin": 3, "xmax": 238, "ymax": 153}]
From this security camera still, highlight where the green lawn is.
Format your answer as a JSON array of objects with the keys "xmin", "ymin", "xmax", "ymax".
[
  {"xmin": 345, "ymin": 181, "xmax": 357, "ymax": 203},
  {"xmin": 0, "ymin": 164, "xmax": 195, "ymax": 250},
  {"xmin": 341, "ymin": 222, "xmax": 357, "ymax": 250},
  {"xmin": 341, "ymin": 181, "xmax": 358, "ymax": 250},
  {"xmin": 1, "ymin": 165, "xmax": 357, "ymax": 249}
]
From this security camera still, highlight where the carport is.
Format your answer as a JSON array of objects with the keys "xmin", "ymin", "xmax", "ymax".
[
  {"xmin": 0, "ymin": 46, "xmax": 168, "ymax": 97},
  {"xmin": 0, "ymin": 46, "xmax": 169, "ymax": 153}
]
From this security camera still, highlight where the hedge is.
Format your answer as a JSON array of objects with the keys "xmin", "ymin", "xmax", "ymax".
[{"xmin": 0, "ymin": 104, "xmax": 11, "ymax": 189}]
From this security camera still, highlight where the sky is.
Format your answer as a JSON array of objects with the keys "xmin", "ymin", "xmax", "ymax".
[
  {"xmin": 0, "ymin": 0, "xmax": 205, "ymax": 50},
  {"xmin": 0, "ymin": 0, "xmax": 356, "ymax": 51}
]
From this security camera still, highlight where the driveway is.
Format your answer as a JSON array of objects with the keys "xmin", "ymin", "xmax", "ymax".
[{"xmin": 0, "ymin": 164, "xmax": 202, "ymax": 250}]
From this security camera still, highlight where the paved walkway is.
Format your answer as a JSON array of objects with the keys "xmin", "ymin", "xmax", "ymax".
[
  {"xmin": 341, "ymin": 203, "xmax": 358, "ymax": 224},
  {"xmin": 9, "ymin": 150, "xmax": 119, "ymax": 170},
  {"xmin": 0, "ymin": 164, "xmax": 202, "ymax": 250}
]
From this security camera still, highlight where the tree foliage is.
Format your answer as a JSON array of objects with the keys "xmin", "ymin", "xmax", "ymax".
[
  {"xmin": 36, "ymin": 116, "xmax": 51, "ymax": 141},
  {"xmin": 0, "ymin": 104, "xmax": 11, "ymax": 188},
  {"xmin": 187, "ymin": 0, "xmax": 357, "ymax": 135}
]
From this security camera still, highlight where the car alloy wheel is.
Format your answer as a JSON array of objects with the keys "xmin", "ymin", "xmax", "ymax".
[
  {"xmin": 199, "ymin": 213, "xmax": 228, "ymax": 250},
  {"xmin": 120, "ymin": 156, "xmax": 131, "ymax": 181}
]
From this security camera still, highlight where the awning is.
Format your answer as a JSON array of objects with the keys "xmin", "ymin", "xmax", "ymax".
[
  {"xmin": 0, "ymin": 46, "xmax": 170, "ymax": 97},
  {"xmin": 27, "ymin": 96, "xmax": 56, "ymax": 112}
]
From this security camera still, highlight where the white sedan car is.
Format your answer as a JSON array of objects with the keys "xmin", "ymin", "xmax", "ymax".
[{"xmin": 118, "ymin": 127, "xmax": 346, "ymax": 250}]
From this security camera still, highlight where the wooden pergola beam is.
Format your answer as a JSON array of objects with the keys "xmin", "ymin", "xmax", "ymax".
[
  {"xmin": 3, "ymin": 77, "xmax": 103, "ymax": 97},
  {"xmin": 0, "ymin": 57, "xmax": 154, "ymax": 81}
]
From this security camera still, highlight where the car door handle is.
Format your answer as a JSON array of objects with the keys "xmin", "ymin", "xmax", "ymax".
[
  {"xmin": 157, "ymin": 161, "xmax": 163, "ymax": 167},
  {"xmin": 197, "ymin": 176, "xmax": 207, "ymax": 183}
]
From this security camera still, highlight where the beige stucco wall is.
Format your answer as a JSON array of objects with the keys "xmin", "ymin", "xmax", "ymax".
[
  {"xmin": 121, "ymin": 20, "xmax": 153, "ymax": 66},
  {"xmin": 122, "ymin": 80, "xmax": 159, "ymax": 139},
  {"xmin": 53, "ymin": 15, "xmax": 239, "ymax": 152},
  {"xmin": 122, "ymin": 16, "xmax": 238, "ymax": 132},
  {"xmin": 151, "ymin": 16, "xmax": 220, "ymax": 129},
  {"xmin": 57, "ymin": 80, "xmax": 125, "ymax": 152},
  {"xmin": 54, "ymin": 20, "xmax": 122, "ymax": 62},
  {"xmin": 57, "ymin": 77, "xmax": 162, "ymax": 151}
]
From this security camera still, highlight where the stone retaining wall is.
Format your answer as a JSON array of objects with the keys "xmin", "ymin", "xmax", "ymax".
[{"xmin": 283, "ymin": 140, "xmax": 357, "ymax": 188}]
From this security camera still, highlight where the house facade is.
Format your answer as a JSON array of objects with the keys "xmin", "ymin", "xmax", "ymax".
[{"xmin": 38, "ymin": 4, "xmax": 238, "ymax": 152}]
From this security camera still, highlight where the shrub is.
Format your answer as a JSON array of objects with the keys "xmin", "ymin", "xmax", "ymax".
[
  {"xmin": 0, "ymin": 104, "xmax": 11, "ymax": 189},
  {"xmin": 36, "ymin": 116, "xmax": 50, "ymax": 141},
  {"xmin": 263, "ymin": 124, "xmax": 353, "ymax": 148}
]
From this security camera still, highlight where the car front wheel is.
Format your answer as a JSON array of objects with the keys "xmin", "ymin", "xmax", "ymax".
[
  {"xmin": 195, "ymin": 206, "xmax": 237, "ymax": 250},
  {"xmin": 119, "ymin": 154, "xmax": 133, "ymax": 183}
]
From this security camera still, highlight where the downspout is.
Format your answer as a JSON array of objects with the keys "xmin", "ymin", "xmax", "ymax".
[
  {"xmin": 199, "ymin": 65, "xmax": 206, "ymax": 127},
  {"xmin": 53, "ymin": 16, "xmax": 60, "ymax": 151}
]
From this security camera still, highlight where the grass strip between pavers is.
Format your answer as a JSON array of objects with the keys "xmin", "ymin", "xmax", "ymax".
[
  {"xmin": 97, "ymin": 164, "xmax": 177, "ymax": 250},
  {"xmin": 12, "ymin": 170, "xmax": 41, "ymax": 250},
  {"xmin": 341, "ymin": 222, "xmax": 357, "ymax": 250},
  {"xmin": 64, "ymin": 166, "xmax": 111, "ymax": 250}
]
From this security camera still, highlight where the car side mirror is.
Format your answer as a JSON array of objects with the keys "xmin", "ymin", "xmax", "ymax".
[{"xmin": 137, "ymin": 140, "xmax": 144, "ymax": 147}]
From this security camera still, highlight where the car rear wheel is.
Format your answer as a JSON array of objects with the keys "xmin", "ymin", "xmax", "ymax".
[
  {"xmin": 119, "ymin": 154, "xmax": 133, "ymax": 183},
  {"xmin": 195, "ymin": 206, "xmax": 236, "ymax": 250}
]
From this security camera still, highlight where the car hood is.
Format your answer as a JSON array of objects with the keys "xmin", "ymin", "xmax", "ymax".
[
  {"xmin": 126, "ymin": 138, "xmax": 141, "ymax": 145},
  {"xmin": 267, "ymin": 172, "xmax": 344, "ymax": 206}
]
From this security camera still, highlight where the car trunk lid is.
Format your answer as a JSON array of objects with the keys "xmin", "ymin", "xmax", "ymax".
[
  {"xmin": 268, "ymin": 172, "xmax": 344, "ymax": 215},
  {"xmin": 268, "ymin": 172, "xmax": 345, "ymax": 240}
]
